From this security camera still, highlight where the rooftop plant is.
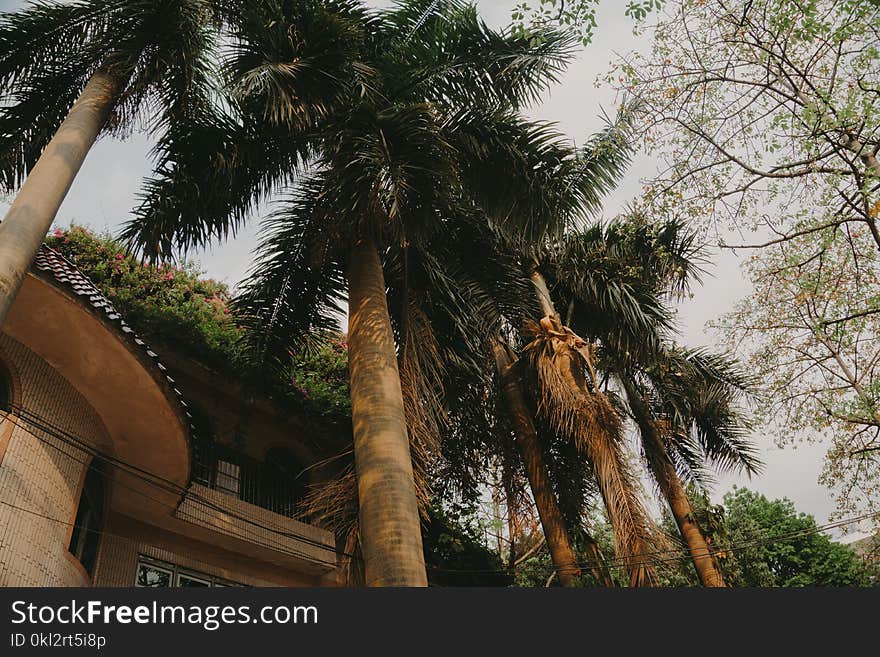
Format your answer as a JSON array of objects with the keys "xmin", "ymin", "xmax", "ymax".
[{"xmin": 45, "ymin": 225, "xmax": 350, "ymax": 419}]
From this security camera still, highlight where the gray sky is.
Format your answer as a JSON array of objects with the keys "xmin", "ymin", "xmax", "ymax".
[{"xmin": 0, "ymin": 0, "xmax": 853, "ymax": 534}]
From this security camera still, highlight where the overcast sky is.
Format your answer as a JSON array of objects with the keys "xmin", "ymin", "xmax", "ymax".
[{"xmin": 0, "ymin": 0, "xmax": 855, "ymax": 534}]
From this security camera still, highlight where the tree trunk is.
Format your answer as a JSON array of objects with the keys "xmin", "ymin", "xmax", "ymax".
[
  {"xmin": 492, "ymin": 337, "xmax": 581, "ymax": 587},
  {"xmin": 663, "ymin": 457, "xmax": 725, "ymax": 587},
  {"xmin": 347, "ymin": 238, "xmax": 427, "ymax": 587},
  {"xmin": 624, "ymin": 377, "xmax": 725, "ymax": 587},
  {"xmin": 0, "ymin": 70, "xmax": 120, "ymax": 327},
  {"xmin": 529, "ymin": 265, "xmax": 559, "ymax": 320},
  {"xmin": 502, "ymin": 466, "xmax": 518, "ymax": 577},
  {"xmin": 527, "ymin": 270, "xmax": 657, "ymax": 586}
]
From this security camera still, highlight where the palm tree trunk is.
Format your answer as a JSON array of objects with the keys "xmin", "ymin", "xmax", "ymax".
[
  {"xmin": 347, "ymin": 237, "xmax": 427, "ymax": 587},
  {"xmin": 492, "ymin": 337, "xmax": 581, "ymax": 587},
  {"xmin": 502, "ymin": 468, "xmax": 518, "ymax": 577},
  {"xmin": 0, "ymin": 70, "xmax": 120, "ymax": 327},
  {"xmin": 662, "ymin": 457, "xmax": 725, "ymax": 587},
  {"xmin": 624, "ymin": 378, "xmax": 725, "ymax": 587},
  {"xmin": 527, "ymin": 269, "xmax": 657, "ymax": 585},
  {"xmin": 530, "ymin": 265, "xmax": 559, "ymax": 320}
]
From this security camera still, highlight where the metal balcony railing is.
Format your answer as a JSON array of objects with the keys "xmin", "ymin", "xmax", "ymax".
[{"xmin": 191, "ymin": 440, "xmax": 307, "ymax": 519}]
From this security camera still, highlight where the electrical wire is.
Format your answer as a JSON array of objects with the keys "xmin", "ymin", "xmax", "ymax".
[
  {"xmin": 0, "ymin": 408, "xmax": 346, "ymax": 564},
  {"xmin": 3, "ymin": 409, "xmax": 876, "ymax": 582},
  {"xmin": 424, "ymin": 509, "xmax": 880, "ymax": 576}
]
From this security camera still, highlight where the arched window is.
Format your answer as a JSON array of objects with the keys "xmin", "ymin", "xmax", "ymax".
[{"xmin": 68, "ymin": 460, "xmax": 105, "ymax": 577}]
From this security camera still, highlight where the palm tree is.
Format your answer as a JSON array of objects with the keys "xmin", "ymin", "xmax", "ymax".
[
  {"xmin": 543, "ymin": 215, "xmax": 761, "ymax": 586},
  {"xmin": 404, "ymin": 216, "xmax": 593, "ymax": 587},
  {"xmin": 408, "ymin": 110, "xmax": 665, "ymax": 587},
  {"xmin": 0, "ymin": 0, "xmax": 227, "ymax": 325},
  {"xmin": 621, "ymin": 347, "xmax": 760, "ymax": 587},
  {"xmin": 380, "ymin": 111, "xmax": 658, "ymax": 586},
  {"xmin": 490, "ymin": 336, "xmax": 585, "ymax": 586},
  {"xmin": 123, "ymin": 0, "xmax": 577, "ymax": 586},
  {"xmin": 479, "ymin": 111, "xmax": 665, "ymax": 586},
  {"xmin": 377, "ymin": 206, "xmax": 614, "ymax": 587},
  {"xmin": 519, "ymin": 292, "xmax": 661, "ymax": 586}
]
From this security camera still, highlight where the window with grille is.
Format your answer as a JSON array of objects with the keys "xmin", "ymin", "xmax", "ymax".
[
  {"xmin": 192, "ymin": 441, "xmax": 306, "ymax": 518},
  {"xmin": 134, "ymin": 555, "xmax": 243, "ymax": 587}
]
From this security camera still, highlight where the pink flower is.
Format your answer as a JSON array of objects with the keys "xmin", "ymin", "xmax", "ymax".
[
  {"xmin": 115, "ymin": 253, "xmax": 124, "ymax": 260},
  {"xmin": 52, "ymin": 228, "xmax": 64, "ymax": 238},
  {"xmin": 163, "ymin": 270, "xmax": 174, "ymax": 281}
]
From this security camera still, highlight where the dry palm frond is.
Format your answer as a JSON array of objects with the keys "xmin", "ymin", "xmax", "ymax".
[
  {"xmin": 398, "ymin": 300, "xmax": 446, "ymax": 512},
  {"xmin": 298, "ymin": 463, "xmax": 360, "ymax": 583},
  {"xmin": 298, "ymin": 437, "xmax": 435, "ymax": 586},
  {"xmin": 521, "ymin": 315, "xmax": 662, "ymax": 586},
  {"xmin": 298, "ymin": 300, "xmax": 443, "ymax": 585}
]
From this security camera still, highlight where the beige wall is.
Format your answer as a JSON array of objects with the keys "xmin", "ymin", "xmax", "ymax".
[
  {"xmin": 0, "ymin": 333, "xmax": 111, "ymax": 586},
  {"xmin": 0, "ymin": 332, "xmax": 340, "ymax": 588},
  {"xmin": 95, "ymin": 513, "xmax": 332, "ymax": 587}
]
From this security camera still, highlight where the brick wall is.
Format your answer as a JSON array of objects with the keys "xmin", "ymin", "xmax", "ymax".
[{"xmin": 0, "ymin": 333, "xmax": 111, "ymax": 586}]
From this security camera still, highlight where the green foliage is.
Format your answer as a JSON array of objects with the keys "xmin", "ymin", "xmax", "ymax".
[
  {"xmin": 512, "ymin": 0, "xmax": 662, "ymax": 47},
  {"xmin": 513, "ymin": 518, "xmax": 623, "ymax": 587},
  {"xmin": 720, "ymin": 487, "xmax": 874, "ymax": 587},
  {"xmin": 0, "ymin": 0, "xmax": 222, "ymax": 192},
  {"xmin": 658, "ymin": 487, "xmax": 876, "ymax": 587},
  {"xmin": 46, "ymin": 225, "xmax": 242, "ymax": 369},
  {"xmin": 290, "ymin": 337, "xmax": 351, "ymax": 416},
  {"xmin": 45, "ymin": 225, "xmax": 351, "ymax": 419},
  {"xmin": 423, "ymin": 504, "xmax": 512, "ymax": 587}
]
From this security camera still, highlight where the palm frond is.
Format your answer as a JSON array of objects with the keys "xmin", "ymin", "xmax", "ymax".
[
  {"xmin": 0, "ymin": 0, "xmax": 118, "ymax": 90},
  {"xmin": 646, "ymin": 346, "xmax": 762, "ymax": 477},
  {"xmin": 379, "ymin": 0, "xmax": 577, "ymax": 111},
  {"xmin": 521, "ymin": 316, "xmax": 662, "ymax": 586},
  {"xmin": 122, "ymin": 108, "xmax": 312, "ymax": 259},
  {"xmin": 226, "ymin": 0, "xmax": 375, "ymax": 129},
  {"xmin": 232, "ymin": 177, "xmax": 347, "ymax": 374}
]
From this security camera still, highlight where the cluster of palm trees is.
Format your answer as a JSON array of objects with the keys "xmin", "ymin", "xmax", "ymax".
[{"xmin": 0, "ymin": 0, "xmax": 759, "ymax": 587}]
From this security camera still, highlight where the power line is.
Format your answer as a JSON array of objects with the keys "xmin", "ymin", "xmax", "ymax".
[
  {"xmin": 425, "ymin": 509, "xmax": 880, "ymax": 576},
  {"xmin": 0, "ymin": 409, "xmax": 346, "ymax": 564},
  {"xmin": 4, "ymin": 409, "xmax": 876, "ymax": 583}
]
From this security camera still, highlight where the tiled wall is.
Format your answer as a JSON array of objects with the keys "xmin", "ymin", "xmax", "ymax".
[
  {"xmin": 176, "ymin": 484, "xmax": 337, "ymax": 569},
  {"xmin": 95, "ymin": 528, "xmax": 291, "ymax": 587},
  {"xmin": 0, "ymin": 333, "xmax": 110, "ymax": 586}
]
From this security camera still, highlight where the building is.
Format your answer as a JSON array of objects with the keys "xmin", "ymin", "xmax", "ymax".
[{"xmin": 0, "ymin": 244, "xmax": 343, "ymax": 587}]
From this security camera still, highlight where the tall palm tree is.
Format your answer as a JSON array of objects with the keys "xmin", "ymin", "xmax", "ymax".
[
  {"xmin": 409, "ymin": 110, "xmax": 666, "ymax": 587},
  {"xmin": 621, "ymin": 347, "xmax": 760, "ymax": 587},
  {"xmin": 382, "ymin": 112, "xmax": 659, "ymax": 587},
  {"xmin": 543, "ymin": 216, "xmax": 761, "ymax": 586},
  {"xmin": 377, "ymin": 205, "xmax": 614, "ymax": 587},
  {"xmin": 476, "ymin": 110, "xmax": 666, "ymax": 587},
  {"xmin": 519, "ymin": 290, "xmax": 662, "ymax": 586},
  {"xmin": 0, "ymin": 0, "xmax": 227, "ymax": 325},
  {"xmin": 401, "ymin": 216, "xmax": 598, "ymax": 587},
  {"xmin": 123, "ymin": 0, "xmax": 577, "ymax": 586}
]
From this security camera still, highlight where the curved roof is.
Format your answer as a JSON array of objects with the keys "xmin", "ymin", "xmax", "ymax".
[
  {"xmin": 2, "ymin": 244, "xmax": 197, "ymax": 513},
  {"xmin": 31, "ymin": 243, "xmax": 198, "ymax": 445}
]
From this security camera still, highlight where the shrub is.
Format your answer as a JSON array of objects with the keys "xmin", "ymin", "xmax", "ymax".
[{"xmin": 46, "ymin": 225, "xmax": 350, "ymax": 418}]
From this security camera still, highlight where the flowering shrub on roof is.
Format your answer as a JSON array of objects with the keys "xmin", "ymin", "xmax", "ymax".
[{"xmin": 45, "ymin": 225, "xmax": 350, "ymax": 418}]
